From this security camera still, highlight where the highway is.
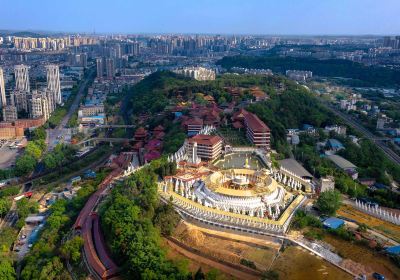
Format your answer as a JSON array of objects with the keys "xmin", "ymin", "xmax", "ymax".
[{"xmin": 321, "ymin": 101, "xmax": 400, "ymax": 165}]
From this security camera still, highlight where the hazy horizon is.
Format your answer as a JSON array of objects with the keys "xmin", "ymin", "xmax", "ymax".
[{"xmin": 1, "ymin": 0, "xmax": 400, "ymax": 35}]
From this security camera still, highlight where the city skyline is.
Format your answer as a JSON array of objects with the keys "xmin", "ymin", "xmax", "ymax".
[{"xmin": 1, "ymin": 0, "xmax": 400, "ymax": 35}]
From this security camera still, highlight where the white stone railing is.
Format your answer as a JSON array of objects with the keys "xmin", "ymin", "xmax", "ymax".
[
  {"xmin": 355, "ymin": 200, "xmax": 400, "ymax": 225},
  {"xmin": 168, "ymin": 140, "xmax": 187, "ymax": 163},
  {"xmin": 198, "ymin": 125, "xmax": 216, "ymax": 135}
]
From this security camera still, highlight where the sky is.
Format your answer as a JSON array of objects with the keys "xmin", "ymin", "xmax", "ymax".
[{"xmin": 1, "ymin": 0, "xmax": 399, "ymax": 35}]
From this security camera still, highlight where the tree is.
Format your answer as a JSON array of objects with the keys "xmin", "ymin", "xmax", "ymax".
[
  {"xmin": 357, "ymin": 223, "xmax": 368, "ymax": 233},
  {"xmin": 0, "ymin": 259, "xmax": 16, "ymax": 280},
  {"xmin": 262, "ymin": 270, "xmax": 279, "ymax": 280},
  {"xmin": 195, "ymin": 268, "xmax": 205, "ymax": 280},
  {"xmin": 15, "ymin": 154, "xmax": 36, "ymax": 177},
  {"xmin": 16, "ymin": 198, "xmax": 38, "ymax": 220},
  {"xmin": 0, "ymin": 199, "xmax": 11, "ymax": 218},
  {"xmin": 25, "ymin": 142, "xmax": 43, "ymax": 160},
  {"xmin": 59, "ymin": 236, "xmax": 84, "ymax": 264},
  {"xmin": 153, "ymin": 201, "xmax": 180, "ymax": 236},
  {"xmin": 31, "ymin": 127, "xmax": 46, "ymax": 141},
  {"xmin": 43, "ymin": 154, "xmax": 57, "ymax": 170},
  {"xmin": 316, "ymin": 190, "xmax": 342, "ymax": 216},
  {"xmin": 205, "ymin": 269, "xmax": 223, "ymax": 280}
]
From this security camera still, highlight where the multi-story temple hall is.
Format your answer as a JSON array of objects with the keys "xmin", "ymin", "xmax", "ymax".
[{"xmin": 160, "ymin": 134, "xmax": 310, "ymax": 236}]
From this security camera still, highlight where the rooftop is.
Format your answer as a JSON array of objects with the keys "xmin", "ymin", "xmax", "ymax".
[
  {"xmin": 327, "ymin": 138, "xmax": 344, "ymax": 149},
  {"xmin": 323, "ymin": 217, "xmax": 344, "ymax": 229},
  {"xmin": 188, "ymin": 134, "xmax": 222, "ymax": 146},
  {"xmin": 244, "ymin": 112, "xmax": 270, "ymax": 132},
  {"xmin": 279, "ymin": 158, "xmax": 313, "ymax": 179},
  {"xmin": 327, "ymin": 154, "xmax": 357, "ymax": 170}
]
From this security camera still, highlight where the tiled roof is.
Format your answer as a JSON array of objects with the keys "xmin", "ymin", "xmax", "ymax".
[
  {"xmin": 244, "ymin": 112, "xmax": 270, "ymax": 132},
  {"xmin": 188, "ymin": 134, "xmax": 222, "ymax": 146}
]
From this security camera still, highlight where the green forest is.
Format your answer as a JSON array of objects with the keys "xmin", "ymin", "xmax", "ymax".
[
  {"xmin": 100, "ymin": 159, "xmax": 192, "ymax": 279},
  {"xmin": 217, "ymin": 55, "xmax": 400, "ymax": 87}
]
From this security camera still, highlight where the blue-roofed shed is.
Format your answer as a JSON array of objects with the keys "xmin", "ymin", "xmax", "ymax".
[
  {"xmin": 327, "ymin": 139, "xmax": 344, "ymax": 151},
  {"xmin": 385, "ymin": 246, "xmax": 400, "ymax": 255},
  {"xmin": 303, "ymin": 124, "xmax": 314, "ymax": 130},
  {"xmin": 84, "ymin": 170, "xmax": 96, "ymax": 179},
  {"xmin": 323, "ymin": 217, "xmax": 344, "ymax": 229}
]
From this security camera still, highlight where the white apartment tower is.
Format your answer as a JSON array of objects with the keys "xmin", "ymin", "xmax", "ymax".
[
  {"xmin": 29, "ymin": 90, "xmax": 51, "ymax": 120},
  {"xmin": 0, "ymin": 67, "xmax": 6, "ymax": 108},
  {"xmin": 14, "ymin": 64, "xmax": 30, "ymax": 92},
  {"xmin": 46, "ymin": 64, "xmax": 61, "ymax": 104}
]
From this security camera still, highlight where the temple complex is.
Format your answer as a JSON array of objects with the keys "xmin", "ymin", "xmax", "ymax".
[{"xmin": 161, "ymin": 133, "xmax": 310, "ymax": 235}]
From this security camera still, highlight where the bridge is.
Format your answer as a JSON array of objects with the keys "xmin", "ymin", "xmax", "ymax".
[
  {"xmin": 76, "ymin": 137, "xmax": 135, "ymax": 146},
  {"xmin": 95, "ymin": 124, "xmax": 136, "ymax": 129}
]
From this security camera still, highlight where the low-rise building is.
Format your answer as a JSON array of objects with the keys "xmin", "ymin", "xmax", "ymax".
[
  {"xmin": 319, "ymin": 176, "xmax": 335, "ymax": 193},
  {"xmin": 326, "ymin": 154, "xmax": 358, "ymax": 179},
  {"xmin": 174, "ymin": 67, "xmax": 216, "ymax": 81},
  {"xmin": 286, "ymin": 70, "xmax": 312, "ymax": 81}
]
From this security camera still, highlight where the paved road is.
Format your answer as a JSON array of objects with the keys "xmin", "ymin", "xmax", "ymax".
[
  {"xmin": 321, "ymin": 101, "xmax": 400, "ymax": 165},
  {"xmin": 59, "ymin": 69, "xmax": 94, "ymax": 129},
  {"xmin": 47, "ymin": 69, "xmax": 95, "ymax": 150}
]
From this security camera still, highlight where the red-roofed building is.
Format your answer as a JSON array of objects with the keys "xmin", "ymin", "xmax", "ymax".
[
  {"xmin": 244, "ymin": 112, "xmax": 270, "ymax": 150},
  {"xmin": 232, "ymin": 108, "xmax": 248, "ymax": 122},
  {"xmin": 232, "ymin": 109, "xmax": 270, "ymax": 150},
  {"xmin": 182, "ymin": 117, "xmax": 203, "ymax": 135},
  {"xmin": 145, "ymin": 139, "xmax": 163, "ymax": 151},
  {"xmin": 144, "ymin": 150, "xmax": 161, "ymax": 163},
  {"xmin": 232, "ymin": 121, "xmax": 244, "ymax": 129},
  {"xmin": 250, "ymin": 87, "xmax": 268, "ymax": 101},
  {"xmin": 187, "ymin": 134, "xmax": 223, "ymax": 161},
  {"xmin": 134, "ymin": 127, "xmax": 147, "ymax": 142},
  {"xmin": 153, "ymin": 125, "xmax": 165, "ymax": 139}
]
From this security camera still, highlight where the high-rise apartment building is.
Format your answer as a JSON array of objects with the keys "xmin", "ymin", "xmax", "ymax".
[
  {"xmin": 45, "ymin": 88, "xmax": 56, "ymax": 112},
  {"xmin": 10, "ymin": 90, "xmax": 29, "ymax": 112},
  {"xmin": 126, "ymin": 42, "xmax": 140, "ymax": 56},
  {"xmin": 96, "ymin": 57, "xmax": 104, "ymax": 78},
  {"xmin": 105, "ymin": 58, "xmax": 115, "ymax": 78},
  {"xmin": 0, "ymin": 67, "xmax": 6, "ymax": 108},
  {"xmin": 46, "ymin": 65, "xmax": 61, "ymax": 104},
  {"xmin": 29, "ymin": 90, "xmax": 51, "ymax": 120},
  {"xmin": 383, "ymin": 36, "xmax": 400, "ymax": 49},
  {"xmin": 14, "ymin": 64, "xmax": 30, "ymax": 92},
  {"xmin": 80, "ymin": 53, "xmax": 88, "ymax": 68}
]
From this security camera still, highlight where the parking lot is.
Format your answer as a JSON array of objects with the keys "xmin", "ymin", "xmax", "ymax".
[{"xmin": 0, "ymin": 138, "xmax": 26, "ymax": 169}]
